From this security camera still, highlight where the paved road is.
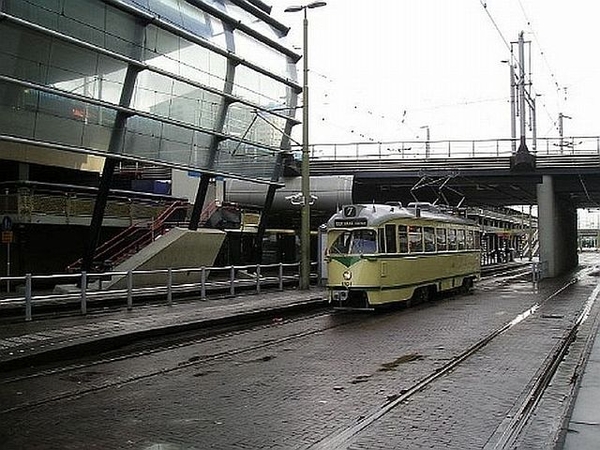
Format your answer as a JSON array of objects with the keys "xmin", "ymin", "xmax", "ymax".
[{"xmin": 1, "ymin": 256, "xmax": 600, "ymax": 449}]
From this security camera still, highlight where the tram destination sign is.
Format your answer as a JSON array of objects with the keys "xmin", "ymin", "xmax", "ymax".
[{"xmin": 334, "ymin": 218, "xmax": 368, "ymax": 227}]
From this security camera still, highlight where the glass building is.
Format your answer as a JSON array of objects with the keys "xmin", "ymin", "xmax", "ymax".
[
  {"xmin": 0, "ymin": 0, "xmax": 301, "ymax": 275},
  {"xmin": 0, "ymin": 0, "xmax": 301, "ymax": 182}
]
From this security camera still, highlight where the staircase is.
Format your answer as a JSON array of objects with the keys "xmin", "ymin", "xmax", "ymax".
[{"xmin": 67, "ymin": 200, "xmax": 189, "ymax": 273}]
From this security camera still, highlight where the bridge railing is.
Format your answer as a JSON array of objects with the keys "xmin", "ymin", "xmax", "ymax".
[{"xmin": 302, "ymin": 136, "xmax": 600, "ymax": 161}]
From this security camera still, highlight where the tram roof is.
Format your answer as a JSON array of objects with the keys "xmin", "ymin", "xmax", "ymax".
[{"xmin": 327, "ymin": 203, "xmax": 477, "ymax": 228}]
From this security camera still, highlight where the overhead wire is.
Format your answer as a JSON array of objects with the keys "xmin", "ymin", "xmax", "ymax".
[{"xmin": 478, "ymin": 0, "xmax": 565, "ymax": 137}]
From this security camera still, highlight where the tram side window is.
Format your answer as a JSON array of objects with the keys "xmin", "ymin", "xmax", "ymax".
[
  {"xmin": 408, "ymin": 225, "xmax": 423, "ymax": 253},
  {"xmin": 398, "ymin": 225, "xmax": 408, "ymax": 253},
  {"xmin": 457, "ymin": 229, "xmax": 466, "ymax": 250},
  {"xmin": 474, "ymin": 231, "xmax": 481, "ymax": 249},
  {"xmin": 436, "ymin": 228, "xmax": 447, "ymax": 251},
  {"xmin": 385, "ymin": 224, "xmax": 397, "ymax": 253},
  {"xmin": 378, "ymin": 228, "xmax": 386, "ymax": 253},
  {"xmin": 448, "ymin": 229, "xmax": 457, "ymax": 250},
  {"xmin": 424, "ymin": 227, "xmax": 435, "ymax": 252},
  {"xmin": 466, "ymin": 230, "xmax": 475, "ymax": 249}
]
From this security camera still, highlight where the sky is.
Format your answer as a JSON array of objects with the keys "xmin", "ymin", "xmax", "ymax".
[{"xmin": 272, "ymin": 0, "xmax": 600, "ymax": 145}]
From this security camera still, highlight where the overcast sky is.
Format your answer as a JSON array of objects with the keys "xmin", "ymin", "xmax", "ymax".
[{"xmin": 272, "ymin": 0, "xmax": 600, "ymax": 145}]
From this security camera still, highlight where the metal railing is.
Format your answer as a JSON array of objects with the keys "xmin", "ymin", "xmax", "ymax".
[
  {"xmin": 0, "ymin": 262, "xmax": 313, "ymax": 321},
  {"xmin": 0, "ymin": 181, "xmax": 177, "ymax": 226},
  {"xmin": 302, "ymin": 136, "xmax": 600, "ymax": 161}
]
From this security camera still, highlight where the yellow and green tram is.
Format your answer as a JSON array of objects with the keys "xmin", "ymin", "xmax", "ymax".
[{"xmin": 325, "ymin": 203, "xmax": 481, "ymax": 309}]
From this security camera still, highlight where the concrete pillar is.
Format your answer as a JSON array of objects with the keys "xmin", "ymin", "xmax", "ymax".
[{"xmin": 537, "ymin": 175, "xmax": 578, "ymax": 277}]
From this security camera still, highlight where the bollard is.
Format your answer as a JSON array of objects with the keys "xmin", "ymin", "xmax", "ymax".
[
  {"xmin": 230, "ymin": 266, "xmax": 235, "ymax": 296},
  {"xmin": 279, "ymin": 263, "xmax": 284, "ymax": 291},
  {"xmin": 201, "ymin": 267, "xmax": 206, "ymax": 300},
  {"xmin": 167, "ymin": 268, "xmax": 173, "ymax": 306},
  {"xmin": 127, "ymin": 270, "xmax": 133, "ymax": 310},
  {"xmin": 256, "ymin": 264, "xmax": 261, "ymax": 294},
  {"xmin": 25, "ymin": 273, "xmax": 32, "ymax": 321},
  {"xmin": 532, "ymin": 262, "xmax": 540, "ymax": 283},
  {"xmin": 81, "ymin": 271, "xmax": 87, "ymax": 315}
]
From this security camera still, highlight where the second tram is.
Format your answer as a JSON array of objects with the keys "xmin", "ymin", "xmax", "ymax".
[{"xmin": 326, "ymin": 203, "xmax": 481, "ymax": 309}]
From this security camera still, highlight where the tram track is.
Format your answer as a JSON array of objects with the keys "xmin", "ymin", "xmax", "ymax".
[
  {"xmin": 0, "ymin": 309, "xmax": 359, "ymax": 414},
  {"xmin": 3, "ymin": 265, "xmax": 593, "ymax": 449},
  {"xmin": 307, "ymin": 267, "xmax": 599, "ymax": 449}
]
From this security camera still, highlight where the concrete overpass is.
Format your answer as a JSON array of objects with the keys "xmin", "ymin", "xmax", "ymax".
[{"xmin": 226, "ymin": 137, "xmax": 600, "ymax": 278}]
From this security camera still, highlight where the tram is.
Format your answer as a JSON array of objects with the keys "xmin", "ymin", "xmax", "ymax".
[{"xmin": 325, "ymin": 203, "xmax": 481, "ymax": 309}]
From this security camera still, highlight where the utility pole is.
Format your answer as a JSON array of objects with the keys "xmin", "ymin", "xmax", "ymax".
[
  {"xmin": 510, "ymin": 31, "xmax": 536, "ymax": 171},
  {"xmin": 558, "ymin": 112, "xmax": 572, "ymax": 154},
  {"xmin": 518, "ymin": 31, "xmax": 527, "ymax": 153},
  {"xmin": 509, "ymin": 59, "xmax": 517, "ymax": 153}
]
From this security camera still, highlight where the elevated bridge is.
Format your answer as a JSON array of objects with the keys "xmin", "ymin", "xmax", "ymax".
[
  {"xmin": 305, "ymin": 136, "xmax": 600, "ymax": 208},
  {"xmin": 278, "ymin": 136, "xmax": 600, "ymax": 278}
]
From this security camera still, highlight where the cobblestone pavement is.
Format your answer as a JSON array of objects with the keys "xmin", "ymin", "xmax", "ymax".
[{"xmin": 1, "ymin": 257, "xmax": 599, "ymax": 449}]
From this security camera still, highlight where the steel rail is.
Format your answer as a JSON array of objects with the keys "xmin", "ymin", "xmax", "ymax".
[
  {"xmin": 0, "ymin": 310, "xmax": 355, "ymax": 414},
  {"xmin": 307, "ymin": 269, "xmax": 592, "ymax": 449}
]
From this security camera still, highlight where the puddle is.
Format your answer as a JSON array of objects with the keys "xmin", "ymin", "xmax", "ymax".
[{"xmin": 378, "ymin": 354, "xmax": 423, "ymax": 372}]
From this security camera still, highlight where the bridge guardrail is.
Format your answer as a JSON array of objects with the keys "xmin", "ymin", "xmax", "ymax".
[{"xmin": 301, "ymin": 136, "xmax": 600, "ymax": 161}]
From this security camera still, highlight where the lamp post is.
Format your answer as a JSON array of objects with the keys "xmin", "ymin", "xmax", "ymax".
[
  {"xmin": 285, "ymin": 1, "xmax": 326, "ymax": 290},
  {"xmin": 419, "ymin": 125, "xmax": 430, "ymax": 158}
]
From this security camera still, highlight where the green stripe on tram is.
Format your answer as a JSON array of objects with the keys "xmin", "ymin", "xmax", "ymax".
[{"xmin": 332, "ymin": 256, "xmax": 362, "ymax": 267}]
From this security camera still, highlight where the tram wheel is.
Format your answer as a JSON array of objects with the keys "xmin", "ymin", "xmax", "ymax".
[
  {"xmin": 412, "ymin": 287, "xmax": 430, "ymax": 304},
  {"xmin": 462, "ymin": 277, "xmax": 474, "ymax": 294}
]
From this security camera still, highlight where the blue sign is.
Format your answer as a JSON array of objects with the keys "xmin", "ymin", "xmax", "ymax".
[{"xmin": 1, "ymin": 215, "xmax": 12, "ymax": 231}]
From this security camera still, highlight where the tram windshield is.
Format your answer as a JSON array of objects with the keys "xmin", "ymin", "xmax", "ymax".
[{"xmin": 329, "ymin": 229, "xmax": 377, "ymax": 254}]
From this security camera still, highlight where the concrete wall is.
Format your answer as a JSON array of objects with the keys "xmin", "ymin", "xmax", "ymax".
[
  {"xmin": 1, "ymin": 142, "xmax": 105, "ymax": 173},
  {"xmin": 107, "ymin": 227, "xmax": 226, "ymax": 289}
]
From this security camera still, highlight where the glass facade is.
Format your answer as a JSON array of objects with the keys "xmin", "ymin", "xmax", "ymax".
[{"xmin": 0, "ymin": 0, "xmax": 300, "ymax": 182}]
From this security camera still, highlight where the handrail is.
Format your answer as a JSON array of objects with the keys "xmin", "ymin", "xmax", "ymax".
[
  {"xmin": 0, "ymin": 261, "xmax": 314, "ymax": 321},
  {"xmin": 66, "ymin": 200, "xmax": 189, "ymax": 272}
]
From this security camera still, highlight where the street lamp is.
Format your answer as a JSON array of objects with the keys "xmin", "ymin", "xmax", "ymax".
[
  {"xmin": 419, "ymin": 125, "xmax": 430, "ymax": 158},
  {"xmin": 285, "ymin": 1, "xmax": 326, "ymax": 290}
]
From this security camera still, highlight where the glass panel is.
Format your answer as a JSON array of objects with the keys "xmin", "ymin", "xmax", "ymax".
[
  {"xmin": 457, "ymin": 229, "xmax": 466, "ymax": 250},
  {"xmin": 221, "ymin": 0, "xmax": 283, "ymax": 41},
  {"xmin": 0, "ymin": 23, "xmax": 128, "ymax": 105},
  {"xmin": 224, "ymin": 103, "xmax": 285, "ymax": 147},
  {"xmin": 144, "ymin": 25, "xmax": 227, "ymax": 91},
  {"xmin": 398, "ymin": 225, "xmax": 408, "ymax": 253},
  {"xmin": 385, "ymin": 224, "xmax": 396, "ymax": 253},
  {"xmin": 5, "ymin": 0, "xmax": 143, "ymax": 60},
  {"xmin": 436, "ymin": 228, "xmax": 447, "ymax": 251},
  {"xmin": 424, "ymin": 227, "xmax": 435, "ymax": 252},
  {"xmin": 466, "ymin": 230, "xmax": 475, "ymax": 249},
  {"xmin": 0, "ymin": 22, "xmax": 51, "ymax": 85},
  {"xmin": 0, "ymin": 81, "xmax": 115, "ymax": 151},
  {"xmin": 408, "ymin": 225, "xmax": 423, "ymax": 253},
  {"xmin": 233, "ymin": 30, "xmax": 289, "ymax": 78},
  {"xmin": 474, "ymin": 231, "xmax": 481, "ymax": 249},
  {"xmin": 133, "ymin": 71, "xmax": 226, "ymax": 131},
  {"xmin": 3, "ymin": 0, "xmax": 61, "ymax": 29},
  {"xmin": 233, "ymin": 65, "xmax": 291, "ymax": 112},
  {"xmin": 216, "ymin": 139, "xmax": 278, "ymax": 179},
  {"xmin": 350, "ymin": 229, "xmax": 377, "ymax": 254},
  {"xmin": 448, "ymin": 229, "xmax": 457, "ymax": 250},
  {"xmin": 330, "ymin": 231, "xmax": 351, "ymax": 255}
]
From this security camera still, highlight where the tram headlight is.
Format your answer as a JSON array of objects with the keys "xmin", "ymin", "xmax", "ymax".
[{"xmin": 342, "ymin": 270, "xmax": 352, "ymax": 281}]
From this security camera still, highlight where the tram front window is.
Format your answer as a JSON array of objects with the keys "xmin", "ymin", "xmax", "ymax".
[{"xmin": 330, "ymin": 229, "xmax": 377, "ymax": 254}]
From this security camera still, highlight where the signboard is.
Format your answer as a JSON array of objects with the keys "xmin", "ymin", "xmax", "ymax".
[
  {"xmin": 1, "ymin": 231, "xmax": 13, "ymax": 244},
  {"xmin": 1, "ymin": 215, "xmax": 12, "ymax": 231},
  {"xmin": 334, "ymin": 218, "xmax": 368, "ymax": 228}
]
